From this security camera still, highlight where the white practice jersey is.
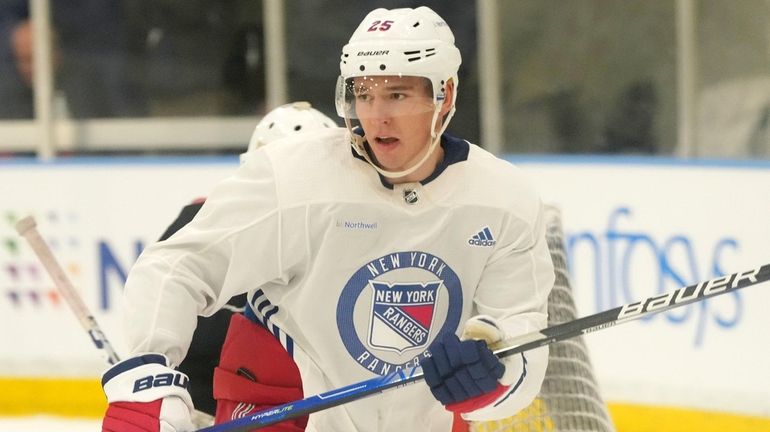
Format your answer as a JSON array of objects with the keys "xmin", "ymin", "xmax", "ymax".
[{"xmin": 122, "ymin": 128, "xmax": 555, "ymax": 431}]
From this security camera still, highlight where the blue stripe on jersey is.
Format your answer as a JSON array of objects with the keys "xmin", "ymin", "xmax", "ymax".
[
  {"xmin": 249, "ymin": 289, "xmax": 264, "ymax": 306},
  {"xmin": 243, "ymin": 303, "xmax": 264, "ymax": 326},
  {"xmin": 257, "ymin": 299, "xmax": 271, "ymax": 313},
  {"xmin": 263, "ymin": 306, "xmax": 279, "ymax": 321},
  {"xmin": 483, "ymin": 227, "xmax": 494, "ymax": 240},
  {"xmin": 244, "ymin": 292, "xmax": 296, "ymax": 359}
]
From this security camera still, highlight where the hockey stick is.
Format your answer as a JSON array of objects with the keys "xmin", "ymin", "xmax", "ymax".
[
  {"xmin": 14, "ymin": 215, "xmax": 121, "ymax": 365},
  {"xmin": 14, "ymin": 215, "xmax": 215, "ymax": 426},
  {"xmin": 197, "ymin": 263, "xmax": 770, "ymax": 432}
]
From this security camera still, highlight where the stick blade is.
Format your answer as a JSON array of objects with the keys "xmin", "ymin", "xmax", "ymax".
[{"xmin": 14, "ymin": 215, "xmax": 37, "ymax": 236}]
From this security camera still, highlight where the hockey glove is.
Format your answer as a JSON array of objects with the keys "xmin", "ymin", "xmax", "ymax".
[
  {"xmin": 101, "ymin": 354, "xmax": 195, "ymax": 432},
  {"xmin": 421, "ymin": 316, "xmax": 522, "ymax": 414}
]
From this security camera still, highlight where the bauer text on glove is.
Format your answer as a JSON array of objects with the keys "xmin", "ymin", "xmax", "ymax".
[{"xmin": 101, "ymin": 353, "xmax": 195, "ymax": 432}]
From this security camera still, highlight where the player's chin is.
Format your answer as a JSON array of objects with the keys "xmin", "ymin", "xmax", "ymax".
[
  {"xmin": 372, "ymin": 154, "xmax": 405, "ymax": 172},
  {"xmin": 370, "ymin": 146, "xmax": 401, "ymax": 164}
]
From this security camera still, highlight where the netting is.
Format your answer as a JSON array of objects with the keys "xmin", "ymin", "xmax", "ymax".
[{"xmin": 470, "ymin": 206, "xmax": 615, "ymax": 432}]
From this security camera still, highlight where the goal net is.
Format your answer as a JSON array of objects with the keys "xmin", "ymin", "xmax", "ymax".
[{"xmin": 470, "ymin": 206, "xmax": 615, "ymax": 432}]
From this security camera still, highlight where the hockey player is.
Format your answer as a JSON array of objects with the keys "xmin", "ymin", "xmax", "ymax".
[
  {"xmin": 157, "ymin": 102, "xmax": 337, "ymax": 420},
  {"xmin": 100, "ymin": 6, "xmax": 555, "ymax": 432}
]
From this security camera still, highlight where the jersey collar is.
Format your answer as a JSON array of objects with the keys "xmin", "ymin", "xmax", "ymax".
[{"xmin": 351, "ymin": 127, "xmax": 470, "ymax": 190}]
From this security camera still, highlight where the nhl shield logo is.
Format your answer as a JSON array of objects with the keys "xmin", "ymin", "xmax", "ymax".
[
  {"xmin": 368, "ymin": 281, "xmax": 441, "ymax": 353},
  {"xmin": 403, "ymin": 189, "xmax": 419, "ymax": 204}
]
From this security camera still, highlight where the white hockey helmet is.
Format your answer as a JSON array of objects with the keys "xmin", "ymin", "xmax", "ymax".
[
  {"xmin": 245, "ymin": 101, "xmax": 337, "ymax": 154},
  {"xmin": 335, "ymin": 7, "xmax": 462, "ymax": 178},
  {"xmin": 336, "ymin": 7, "xmax": 461, "ymax": 119}
]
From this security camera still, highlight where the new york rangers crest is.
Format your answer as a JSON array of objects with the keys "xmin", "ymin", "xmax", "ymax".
[
  {"xmin": 337, "ymin": 251, "xmax": 463, "ymax": 376},
  {"xmin": 368, "ymin": 281, "xmax": 441, "ymax": 353}
]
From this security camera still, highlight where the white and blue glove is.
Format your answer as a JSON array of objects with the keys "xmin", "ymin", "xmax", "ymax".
[{"xmin": 101, "ymin": 354, "xmax": 195, "ymax": 432}]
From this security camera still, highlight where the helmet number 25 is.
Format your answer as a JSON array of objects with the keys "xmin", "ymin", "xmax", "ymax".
[{"xmin": 368, "ymin": 20, "xmax": 394, "ymax": 32}]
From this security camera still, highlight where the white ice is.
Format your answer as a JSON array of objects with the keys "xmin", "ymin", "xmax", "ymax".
[{"xmin": 0, "ymin": 416, "xmax": 101, "ymax": 431}]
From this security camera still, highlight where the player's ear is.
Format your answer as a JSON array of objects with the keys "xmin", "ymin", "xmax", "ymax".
[{"xmin": 439, "ymin": 78, "xmax": 455, "ymax": 118}]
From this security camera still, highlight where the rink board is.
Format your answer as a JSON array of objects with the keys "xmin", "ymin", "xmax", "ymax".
[{"xmin": 0, "ymin": 156, "xmax": 768, "ymax": 423}]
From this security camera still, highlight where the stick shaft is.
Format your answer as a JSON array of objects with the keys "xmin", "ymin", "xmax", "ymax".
[
  {"xmin": 15, "ymin": 215, "xmax": 121, "ymax": 364},
  {"xmin": 493, "ymin": 263, "xmax": 769, "ymax": 359},
  {"xmin": 15, "ymin": 215, "xmax": 217, "ymax": 426},
  {"xmin": 198, "ymin": 263, "xmax": 770, "ymax": 432}
]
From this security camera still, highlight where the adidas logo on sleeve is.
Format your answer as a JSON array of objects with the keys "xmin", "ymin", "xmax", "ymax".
[{"xmin": 468, "ymin": 226, "xmax": 497, "ymax": 247}]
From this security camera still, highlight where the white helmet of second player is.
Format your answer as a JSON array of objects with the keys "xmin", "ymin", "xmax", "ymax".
[{"xmin": 246, "ymin": 101, "xmax": 337, "ymax": 154}]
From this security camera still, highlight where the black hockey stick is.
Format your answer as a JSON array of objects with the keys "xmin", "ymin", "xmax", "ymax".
[{"xmin": 198, "ymin": 263, "xmax": 770, "ymax": 432}]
